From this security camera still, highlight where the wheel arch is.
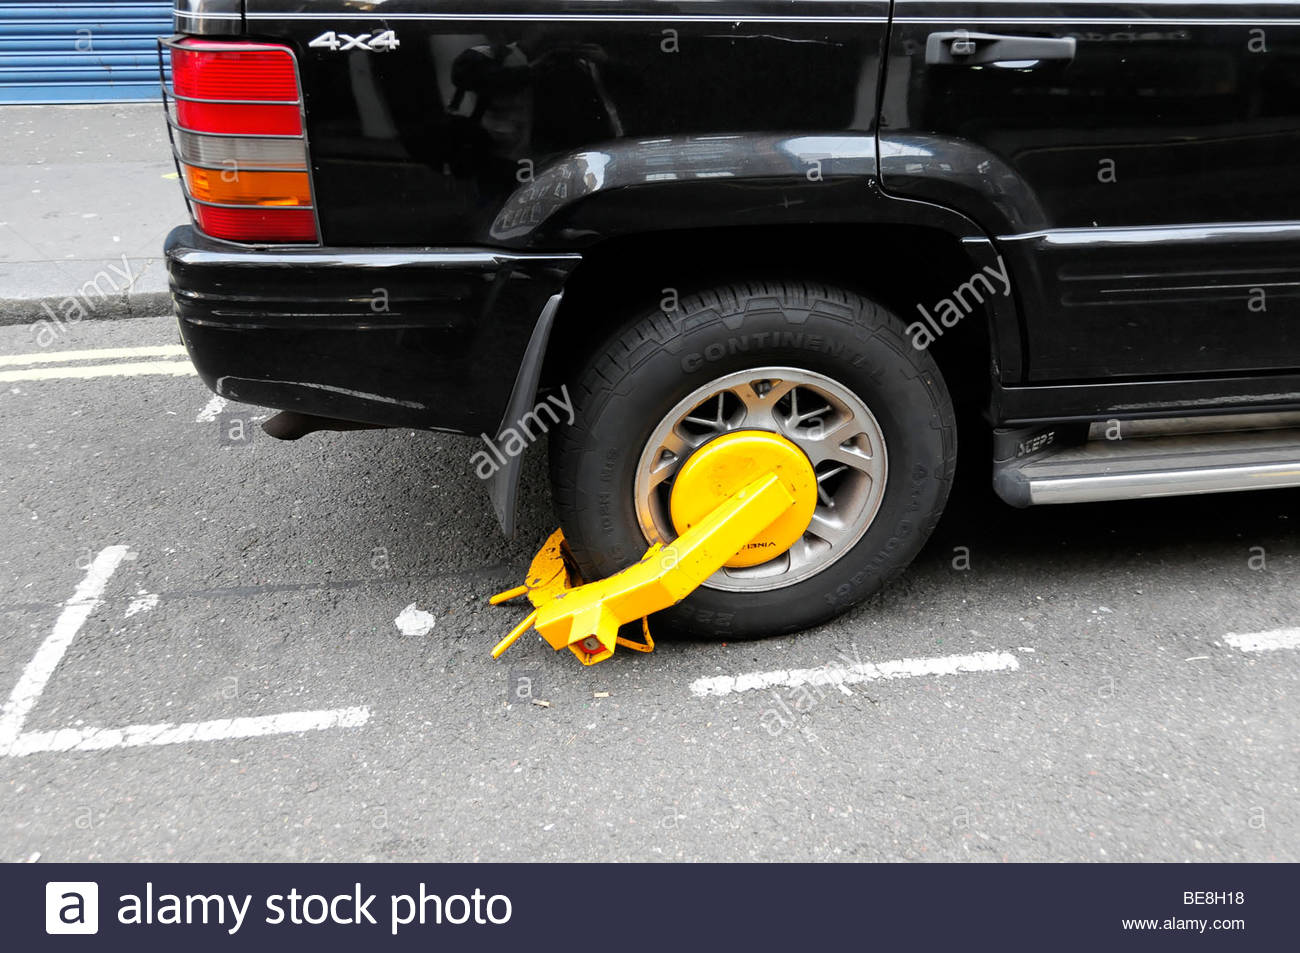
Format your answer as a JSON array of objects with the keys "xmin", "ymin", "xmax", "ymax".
[
  {"xmin": 493, "ymin": 134, "xmax": 1025, "ymax": 398},
  {"xmin": 540, "ymin": 219, "xmax": 1016, "ymax": 422}
]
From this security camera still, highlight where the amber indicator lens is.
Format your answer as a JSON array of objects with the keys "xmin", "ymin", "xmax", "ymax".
[{"xmin": 182, "ymin": 165, "xmax": 312, "ymax": 207}]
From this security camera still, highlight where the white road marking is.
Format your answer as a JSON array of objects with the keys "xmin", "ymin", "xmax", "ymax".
[
  {"xmin": 0, "ymin": 545, "xmax": 373, "ymax": 758},
  {"xmin": 690, "ymin": 650, "xmax": 1021, "ymax": 698},
  {"xmin": 395, "ymin": 603, "xmax": 436, "ymax": 636},
  {"xmin": 0, "ymin": 360, "xmax": 195, "ymax": 383},
  {"xmin": 9, "ymin": 706, "xmax": 372, "ymax": 756},
  {"xmin": 195, "ymin": 394, "xmax": 229, "ymax": 422},
  {"xmin": 1225, "ymin": 629, "xmax": 1300, "ymax": 653},
  {"xmin": 0, "ymin": 545, "xmax": 131, "ymax": 750},
  {"xmin": 0, "ymin": 345, "xmax": 188, "ymax": 367},
  {"xmin": 124, "ymin": 592, "xmax": 159, "ymax": 617}
]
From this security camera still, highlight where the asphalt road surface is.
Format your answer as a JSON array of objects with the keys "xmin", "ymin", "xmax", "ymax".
[{"xmin": 1, "ymin": 315, "xmax": 1297, "ymax": 862}]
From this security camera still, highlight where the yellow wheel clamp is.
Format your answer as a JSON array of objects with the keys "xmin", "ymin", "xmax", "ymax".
[{"xmin": 489, "ymin": 430, "xmax": 819, "ymax": 665}]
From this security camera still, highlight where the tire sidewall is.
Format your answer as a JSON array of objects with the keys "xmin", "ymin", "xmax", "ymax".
[{"xmin": 554, "ymin": 285, "xmax": 955, "ymax": 637}]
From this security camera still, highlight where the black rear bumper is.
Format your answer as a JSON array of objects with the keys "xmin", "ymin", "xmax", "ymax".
[{"xmin": 165, "ymin": 226, "xmax": 580, "ymax": 434}]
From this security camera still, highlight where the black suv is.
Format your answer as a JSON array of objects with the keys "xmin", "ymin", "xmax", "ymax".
[{"xmin": 163, "ymin": 1, "xmax": 1300, "ymax": 638}]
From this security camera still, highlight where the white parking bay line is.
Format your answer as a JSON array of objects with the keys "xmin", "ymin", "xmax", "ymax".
[
  {"xmin": 10, "ymin": 707, "xmax": 372, "ymax": 756},
  {"xmin": 0, "ymin": 360, "xmax": 195, "ymax": 383},
  {"xmin": 0, "ymin": 545, "xmax": 372, "ymax": 758},
  {"xmin": 0, "ymin": 345, "xmax": 188, "ymax": 367},
  {"xmin": 195, "ymin": 393, "xmax": 228, "ymax": 422},
  {"xmin": 1225, "ymin": 629, "xmax": 1300, "ymax": 653},
  {"xmin": 690, "ymin": 650, "xmax": 1021, "ymax": 698},
  {"xmin": 0, "ymin": 545, "xmax": 132, "ymax": 749}
]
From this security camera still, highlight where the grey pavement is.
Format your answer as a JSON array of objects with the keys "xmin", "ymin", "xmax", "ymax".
[
  {"xmin": 0, "ymin": 103, "xmax": 182, "ymax": 325},
  {"xmin": 0, "ymin": 316, "xmax": 1297, "ymax": 862}
]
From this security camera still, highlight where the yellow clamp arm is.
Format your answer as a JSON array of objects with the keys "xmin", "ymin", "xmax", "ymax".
[{"xmin": 502, "ymin": 472, "xmax": 796, "ymax": 664}]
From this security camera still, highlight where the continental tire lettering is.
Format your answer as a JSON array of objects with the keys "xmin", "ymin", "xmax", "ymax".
[{"xmin": 679, "ymin": 332, "xmax": 862, "ymax": 372}]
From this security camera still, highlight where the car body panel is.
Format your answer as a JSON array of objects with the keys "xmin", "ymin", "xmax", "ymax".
[
  {"xmin": 882, "ymin": 1, "xmax": 1300, "ymax": 381},
  {"xmin": 167, "ymin": 226, "xmax": 578, "ymax": 432},
  {"xmin": 166, "ymin": 0, "xmax": 1300, "ymax": 445},
  {"xmin": 239, "ymin": 0, "xmax": 891, "ymax": 247}
]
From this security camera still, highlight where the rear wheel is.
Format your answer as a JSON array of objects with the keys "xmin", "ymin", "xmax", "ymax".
[{"xmin": 549, "ymin": 280, "xmax": 956, "ymax": 638}]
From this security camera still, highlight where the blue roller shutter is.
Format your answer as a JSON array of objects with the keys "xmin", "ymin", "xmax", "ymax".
[{"xmin": 0, "ymin": 2, "xmax": 172, "ymax": 103}]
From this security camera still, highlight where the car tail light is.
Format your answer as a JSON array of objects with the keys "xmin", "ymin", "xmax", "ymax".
[
  {"xmin": 172, "ymin": 130, "xmax": 306, "ymax": 171},
  {"xmin": 182, "ymin": 166, "xmax": 312, "ymax": 207},
  {"xmin": 171, "ymin": 44, "xmax": 300, "ymax": 101},
  {"xmin": 192, "ymin": 205, "xmax": 319, "ymax": 243},
  {"xmin": 163, "ymin": 38, "xmax": 318, "ymax": 244},
  {"xmin": 175, "ymin": 99, "xmax": 304, "ymax": 136}
]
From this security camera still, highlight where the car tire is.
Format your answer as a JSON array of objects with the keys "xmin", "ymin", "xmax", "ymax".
[{"xmin": 548, "ymin": 280, "xmax": 957, "ymax": 638}]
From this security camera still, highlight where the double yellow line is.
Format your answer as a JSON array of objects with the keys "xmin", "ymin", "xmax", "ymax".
[{"xmin": 0, "ymin": 344, "xmax": 196, "ymax": 382}]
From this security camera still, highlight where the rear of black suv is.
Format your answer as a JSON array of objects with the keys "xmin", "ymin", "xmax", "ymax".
[
  {"xmin": 164, "ymin": 0, "xmax": 888, "ymax": 439},
  {"xmin": 162, "ymin": 21, "xmax": 577, "ymax": 436},
  {"xmin": 163, "ymin": 0, "xmax": 1300, "ymax": 642}
]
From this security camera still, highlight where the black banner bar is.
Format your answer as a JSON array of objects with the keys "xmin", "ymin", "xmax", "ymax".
[{"xmin": 4, "ymin": 863, "xmax": 1287, "ymax": 950}]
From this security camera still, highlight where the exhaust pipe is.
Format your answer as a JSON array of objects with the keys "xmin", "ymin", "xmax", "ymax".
[{"xmin": 261, "ymin": 411, "xmax": 385, "ymax": 441}]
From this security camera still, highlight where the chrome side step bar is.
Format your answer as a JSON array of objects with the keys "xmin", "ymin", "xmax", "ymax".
[{"xmin": 995, "ymin": 416, "xmax": 1300, "ymax": 506}]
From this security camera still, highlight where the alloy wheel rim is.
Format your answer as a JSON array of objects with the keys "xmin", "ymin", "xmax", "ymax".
[{"xmin": 633, "ymin": 366, "xmax": 889, "ymax": 592}]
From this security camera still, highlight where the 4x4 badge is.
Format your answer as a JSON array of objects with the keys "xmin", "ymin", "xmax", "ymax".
[{"xmin": 308, "ymin": 30, "xmax": 400, "ymax": 53}]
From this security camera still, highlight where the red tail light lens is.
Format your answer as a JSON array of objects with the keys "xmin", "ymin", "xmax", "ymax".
[
  {"xmin": 165, "ymin": 38, "xmax": 318, "ymax": 245},
  {"xmin": 174, "ymin": 99, "xmax": 303, "ymax": 136},
  {"xmin": 193, "ymin": 206, "xmax": 319, "ymax": 243},
  {"xmin": 171, "ymin": 45, "xmax": 300, "ymax": 101}
]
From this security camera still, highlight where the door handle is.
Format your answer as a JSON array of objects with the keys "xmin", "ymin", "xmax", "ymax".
[{"xmin": 926, "ymin": 31, "xmax": 1076, "ymax": 66}]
